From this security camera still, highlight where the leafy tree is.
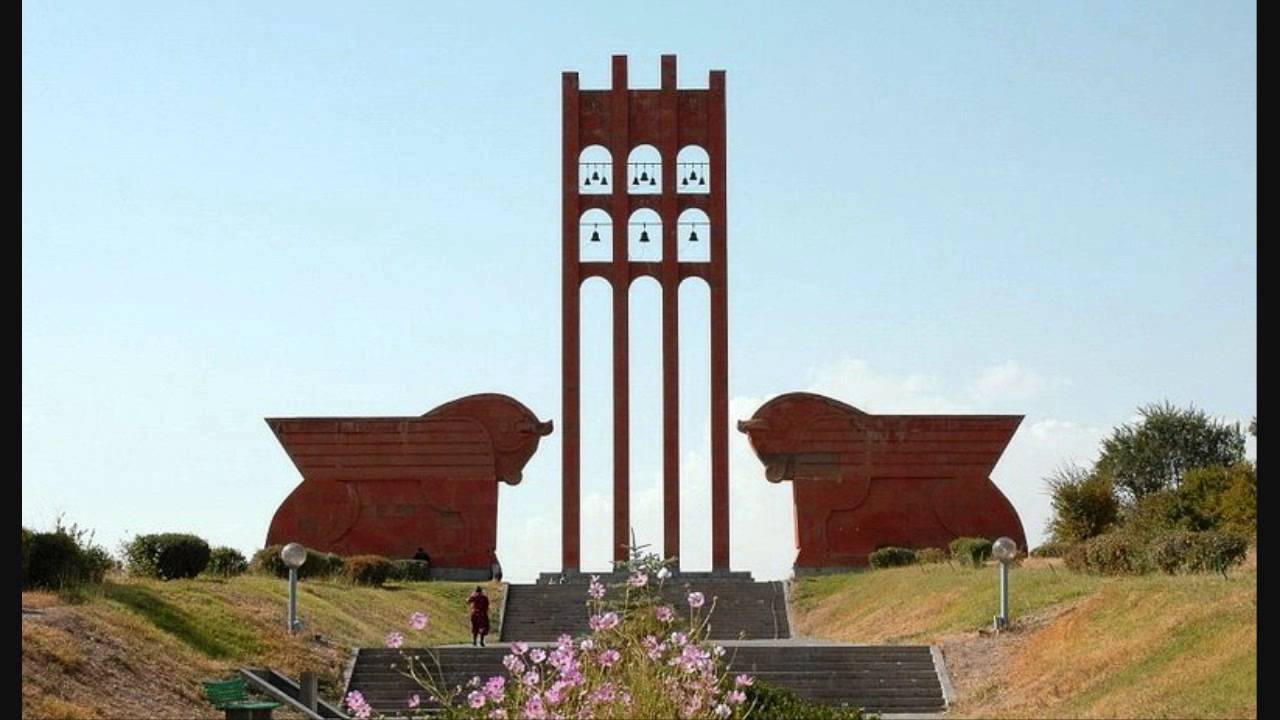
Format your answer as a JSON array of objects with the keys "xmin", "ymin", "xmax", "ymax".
[
  {"xmin": 1180, "ymin": 463, "xmax": 1256, "ymax": 538},
  {"xmin": 1096, "ymin": 401, "xmax": 1245, "ymax": 502},
  {"xmin": 1045, "ymin": 464, "xmax": 1120, "ymax": 543}
]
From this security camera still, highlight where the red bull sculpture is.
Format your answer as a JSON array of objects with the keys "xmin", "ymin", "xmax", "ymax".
[
  {"xmin": 738, "ymin": 392, "xmax": 1026, "ymax": 574},
  {"xmin": 265, "ymin": 394, "xmax": 552, "ymax": 579}
]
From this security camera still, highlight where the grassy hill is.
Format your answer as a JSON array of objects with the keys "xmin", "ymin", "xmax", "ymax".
[
  {"xmin": 789, "ymin": 558, "xmax": 1257, "ymax": 719},
  {"xmin": 21, "ymin": 574, "xmax": 503, "ymax": 719}
]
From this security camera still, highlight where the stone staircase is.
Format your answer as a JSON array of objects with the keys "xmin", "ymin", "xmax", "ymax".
[
  {"xmin": 348, "ymin": 643, "xmax": 945, "ymax": 716},
  {"xmin": 345, "ymin": 579, "xmax": 949, "ymax": 716},
  {"xmin": 499, "ymin": 579, "xmax": 790, "ymax": 641}
]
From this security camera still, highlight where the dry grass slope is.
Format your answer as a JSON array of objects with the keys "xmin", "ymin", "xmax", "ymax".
[
  {"xmin": 21, "ymin": 574, "xmax": 504, "ymax": 720},
  {"xmin": 790, "ymin": 561, "xmax": 1256, "ymax": 719}
]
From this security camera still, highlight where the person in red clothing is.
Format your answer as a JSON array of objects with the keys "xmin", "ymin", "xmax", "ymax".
[{"xmin": 467, "ymin": 586, "xmax": 490, "ymax": 647}]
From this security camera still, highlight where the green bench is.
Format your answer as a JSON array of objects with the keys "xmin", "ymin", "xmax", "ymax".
[{"xmin": 201, "ymin": 677, "xmax": 283, "ymax": 720}]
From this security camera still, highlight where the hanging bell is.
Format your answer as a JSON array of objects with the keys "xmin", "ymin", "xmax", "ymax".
[
  {"xmin": 649, "ymin": 174, "xmax": 656, "ymax": 186},
  {"xmin": 584, "ymin": 176, "xmax": 593, "ymax": 186},
  {"xmin": 698, "ymin": 175, "xmax": 706, "ymax": 186},
  {"xmin": 590, "ymin": 228, "xmax": 601, "ymax": 243},
  {"xmin": 632, "ymin": 175, "xmax": 640, "ymax": 186},
  {"xmin": 591, "ymin": 169, "xmax": 600, "ymax": 181},
  {"xmin": 639, "ymin": 228, "xmax": 651, "ymax": 243},
  {"xmin": 600, "ymin": 175, "xmax": 608, "ymax": 186},
  {"xmin": 688, "ymin": 229, "xmax": 699, "ymax": 243},
  {"xmin": 689, "ymin": 169, "xmax": 699, "ymax": 182},
  {"xmin": 682, "ymin": 177, "xmax": 689, "ymax": 187},
  {"xmin": 640, "ymin": 169, "xmax": 649, "ymax": 183}
]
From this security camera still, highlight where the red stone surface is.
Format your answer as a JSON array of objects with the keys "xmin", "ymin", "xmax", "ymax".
[
  {"xmin": 737, "ymin": 392, "xmax": 1026, "ymax": 571},
  {"xmin": 265, "ymin": 394, "xmax": 552, "ymax": 571},
  {"xmin": 562, "ymin": 56, "xmax": 731, "ymax": 571}
]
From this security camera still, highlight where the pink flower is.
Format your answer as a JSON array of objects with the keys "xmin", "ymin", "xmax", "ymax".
[
  {"xmin": 468, "ymin": 690, "xmax": 486, "ymax": 708},
  {"xmin": 511, "ymin": 641, "xmax": 529, "ymax": 655},
  {"xmin": 483, "ymin": 675, "xmax": 506, "ymax": 700},
  {"xmin": 545, "ymin": 681, "xmax": 566, "ymax": 705},
  {"xmin": 524, "ymin": 695, "xmax": 547, "ymax": 719},
  {"xmin": 728, "ymin": 689, "xmax": 746, "ymax": 705},
  {"xmin": 735, "ymin": 674, "xmax": 755, "ymax": 687},
  {"xmin": 503, "ymin": 655, "xmax": 526, "ymax": 674},
  {"xmin": 670, "ymin": 631, "xmax": 688, "ymax": 646},
  {"xmin": 588, "ymin": 575, "xmax": 606, "ymax": 599},
  {"xmin": 655, "ymin": 605, "xmax": 675, "ymax": 623},
  {"xmin": 597, "ymin": 649, "xmax": 621, "ymax": 668},
  {"xmin": 688, "ymin": 591, "xmax": 706, "ymax": 609},
  {"xmin": 345, "ymin": 691, "xmax": 372, "ymax": 720},
  {"xmin": 579, "ymin": 638, "xmax": 595, "ymax": 651},
  {"xmin": 408, "ymin": 693, "xmax": 421, "ymax": 708},
  {"xmin": 409, "ymin": 611, "xmax": 428, "ymax": 630},
  {"xmin": 488, "ymin": 710, "xmax": 508, "ymax": 720},
  {"xmin": 589, "ymin": 612, "xmax": 620, "ymax": 632},
  {"xmin": 714, "ymin": 703, "xmax": 731, "ymax": 718},
  {"xmin": 385, "ymin": 631, "xmax": 404, "ymax": 648},
  {"xmin": 628, "ymin": 572, "xmax": 648, "ymax": 588},
  {"xmin": 522, "ymin": 671, "xmax": 540, "ymax": 686},
  {"xmin": 529, "ymin": 648, "xmax": 547, "ymax": 664},
  {"xmin": 642, "ymin": 635, "xmax": 666, "ymax": 660}
]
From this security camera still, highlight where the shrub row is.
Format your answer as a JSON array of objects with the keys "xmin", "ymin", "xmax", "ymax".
[
  {"xmin": 206, "ymin": 547, "xmax": 249, "ymax": 577},
  {"xmin": 949, "ymin": 537, "xmax": 994, "ymax": 567},
  {"xmin": 388, "ymin": 559, "xmax": 432, "ymax": 582},
  {"xmin": 868, "ymin": 547, "xmax": 917, "ymax": 569},
  {"xmin": 250, "ymin": 545, "xmax": 345, "ymax": 579},
  {"xmin": 25, "ymin": 526, "xmax": 114, "ymax": 590},
  {"xmin": 122, "ymin": 533, "xmax": 211, "ymax": 580},
  {"xmin": 1030, "ymin": 541, "xmax": 1073, "ymax": 558},
  {"xmin": 1064, "ymin": 530, "xmax": 1248, "ymax": 576}
]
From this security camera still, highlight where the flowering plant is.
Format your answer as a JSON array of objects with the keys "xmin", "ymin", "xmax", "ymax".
[{"xmin": 347, "ymin": 549, "xmax": 772, "ymax": 719}]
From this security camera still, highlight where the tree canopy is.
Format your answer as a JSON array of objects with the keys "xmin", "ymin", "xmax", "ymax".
[{"xmin": 1096, "ymin": 401, "xmax": 1246, "ymax": 502}]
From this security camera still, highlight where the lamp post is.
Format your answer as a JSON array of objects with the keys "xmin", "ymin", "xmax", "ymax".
[
  {"xmin": 281, "ymin": 542, "xmax": 307, "ymax": 635},
  {"xmin": 992, "ymin": 536, "xmax": 1017, "ymax": 631}
]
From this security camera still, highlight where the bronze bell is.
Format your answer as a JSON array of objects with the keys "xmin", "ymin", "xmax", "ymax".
[
  {"xmin": 590, "ymin": 229, "xmax": 601, "ymax": 243},
  {"xmin": 688, "ymin": 229, "xmax": 699, "ymax": 242},
  {"xmin": 639, "ymin": 229, "xmax": 651, "ymax": 243}
]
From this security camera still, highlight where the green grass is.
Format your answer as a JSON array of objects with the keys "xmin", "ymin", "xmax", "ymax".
[
  {"xmin": 791, "ymin": 562, "xmax": 1103, "ymax": 642},
  {"xmin": 791, "ymin": 563, "xmax": 1257, "ymax": 718}
]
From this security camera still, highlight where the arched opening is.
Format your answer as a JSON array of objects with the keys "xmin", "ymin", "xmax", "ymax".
[
  {"xmin": 677, "ymin": 208, "xmax": 710, "ymax": 263},
  {"xmin": 628, "ymin": 209, "xmax": 662, "ymax": 262},
  {"xmin": 579, "ymin": 209, "xmax": 612, "ymax": 262},
  {"xmin": 677, "ymin": 145, "xmax": 710, "ymax": 194},
  {"xmin": 627, "ymin": 145, "xmax": 662, "ymax": 195},
  {"xmin": 579, "ymin": 145, "xmax": 612, "ymax": 195},
  {"xmin": 678, "ymin": 278, "xmax": 712, "ymax": 571},
  {"xmin": 628, "ymin": 277, "xmax": 663, "ymax": 558},
  {"xmin": 579, "ymin": 277, "xmax": 614, "ymax": 572}
]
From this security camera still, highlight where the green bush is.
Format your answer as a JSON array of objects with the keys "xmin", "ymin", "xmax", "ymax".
[
  {"xmin": 1045, "ymin": 464, "xmax": 1120, "ymax": 543},
  {"xmin": 1180, "ymin": 463, "xmax": 1256, "ymax": 538},
  {"xmin": 1064, "ymin": 532, "xmax": 1150, "ymax": 575},
  {"xmin": 739, "ymin": 679, "xmax": 866, "ymax": 719},
  {"xmin": 123, "ymin": 533, "xmax": 211, "ymax": 580},
  {"xmin": 868, "ymin": 547, "xmax": 917, "ymax": 569},
  {"xmin": 250, "ymin": 545, "xmax": 344, "ymax": 579},
  {"xmin": 1030, "ymin": 541, "xmax": 1073, "ymax": 558},
  {"xmin": 388, "ymin": 559, "xmax": 432, "ymax": 582},
  {"xmin": 21, "ymin": 527, "xmax": 33, "ymax": 585},
  {"xmin": 205, "ymin": 547, "xmax": 249, "ymax": 577},
  {"xmin": 341, "ymin": 555, "xmax": 393, "ymax": 586},
  {"xmin": 1124, "ymin": 489, "xmax": 1195, "ymax": 539},
  {"xmin": 916, "ymin": 547, "xmax": 948, "ymax": 564},
  {"xmin": 27, "ymin": 531, "xmax": 110, "ymax": 589},
  {"xmin": 1148, "ymin": 530, "xmax": 1249, "ymax": 575},
  {"xmin": 949, "ymin": 537, "xmax": 993, "ymax": 567}
]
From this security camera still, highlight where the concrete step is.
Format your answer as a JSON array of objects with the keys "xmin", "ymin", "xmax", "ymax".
[
  {"xmin": 499, "ymin": 580, "xmax": 791, "ymax": 641},
  {"xmin": 347, "ymin": 642, "xmax": 948, "ymax": 715}
]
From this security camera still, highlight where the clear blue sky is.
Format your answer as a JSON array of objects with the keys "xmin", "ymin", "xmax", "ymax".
[{"xmin": 23, "ymin": 2, "xmax": 1255, "ymax": 581}]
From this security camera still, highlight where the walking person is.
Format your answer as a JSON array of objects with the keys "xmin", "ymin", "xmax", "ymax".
[{"xmin": 467, "ymin": 585, "xmax": 490, "ymax": 647}]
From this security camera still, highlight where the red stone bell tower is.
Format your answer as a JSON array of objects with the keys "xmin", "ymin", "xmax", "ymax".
[{"xmin": 561, "ymin": 55, "xmax": 730, "ymax": 573}]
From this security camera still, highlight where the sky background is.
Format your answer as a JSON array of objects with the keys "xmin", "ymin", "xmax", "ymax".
[{"xmin": 23, "ymin": 2, "xmax": 1255, "ymax": 582}]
